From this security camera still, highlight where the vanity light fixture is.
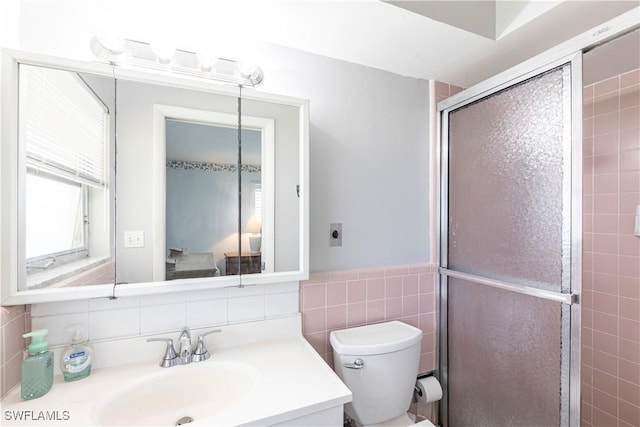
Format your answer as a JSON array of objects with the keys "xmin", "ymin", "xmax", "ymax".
[{"xmin": 90, "ymin": 35, "xmax": 264, "ymax": 87}]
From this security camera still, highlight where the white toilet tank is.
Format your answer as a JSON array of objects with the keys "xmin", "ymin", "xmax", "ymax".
[{"xmin": 330, "ymin": 321, "xmax": 423, "ymax": 427}]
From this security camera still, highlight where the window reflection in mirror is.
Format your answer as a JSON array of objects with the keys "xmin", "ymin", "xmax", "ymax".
[
  {"xmin": 19, "ymin": 64, "xmax": 115, "ymax": 290},
  {"xmin": 164, "ymin": 119, "xmax": 261, "ymax": 278}
]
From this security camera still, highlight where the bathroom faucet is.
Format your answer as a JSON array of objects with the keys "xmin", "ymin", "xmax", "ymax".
[
  {"xmin": 146, "ymin": 338, "xmax": 179, "ymax": 368},
  {"xmin": 178, "ymin": 326, "xmax": 192, "ymax": 365},
  {"xmin": 191, "ymin": 329, "xmax": 222, "ymax": 362},
  {"xmin": 148, "ymin": 326, "xmax": 222, "ymax": 367}
]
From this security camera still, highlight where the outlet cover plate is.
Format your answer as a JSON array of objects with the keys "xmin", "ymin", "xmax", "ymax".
[{"xmin": 330, "ymin": 223, "xmax": 342, "ymax": 247}]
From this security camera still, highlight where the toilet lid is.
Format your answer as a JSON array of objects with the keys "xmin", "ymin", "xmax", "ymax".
[{"xmin": 329, "ymin": 321, "xmax": 422, "ymax": 355}]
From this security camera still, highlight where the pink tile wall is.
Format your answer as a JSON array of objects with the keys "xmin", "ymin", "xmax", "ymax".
[
  {"xmin": 435, "ymin": 81, "xmax": 464, "ymax": 102},
  {"xmin": 300, "ymin": 264, "xmax": 439, "ymax": 423},
  {"xmin": 582, "ymin": 68, "xmax": 640, "ymax": 427},
  {"xmin": 0, "ymin": 261, "xmax": 114, "ymax": 398},
  {"xmin": 1, "ymin": 305, "xmax": 30, "ymax": 398},
  {"xmin": 300, "ymin": 263, "xmax": 438, "ymax": 374}
]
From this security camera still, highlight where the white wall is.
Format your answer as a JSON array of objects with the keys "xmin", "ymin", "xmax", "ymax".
[{"xmin": 4, "ymin": 2, "xmax": 431, "ymax": 274}]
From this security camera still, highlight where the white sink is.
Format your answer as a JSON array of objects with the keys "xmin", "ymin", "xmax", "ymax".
[
  {"xmin": 93, "ymin": 360, "xmax": 258, "ymax": 426},
  {"xmin": 2, "ymin": 319, "xmax": 352, "ymax": 426}
]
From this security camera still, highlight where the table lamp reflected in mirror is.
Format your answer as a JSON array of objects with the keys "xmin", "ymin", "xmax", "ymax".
[{"xmin": 246, "ymin": 215, "xmax": 262, "ymax": 254}]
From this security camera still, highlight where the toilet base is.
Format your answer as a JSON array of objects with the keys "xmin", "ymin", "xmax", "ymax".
[{"xmin": 361, "ymin": 412, "xmax": 436, "ymax": 427}]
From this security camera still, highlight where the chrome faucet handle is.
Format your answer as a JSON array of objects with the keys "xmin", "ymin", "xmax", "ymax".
[
  {"xmin": 147, "ymin": 338, "xmax": 179, "ymax": 368},
  {"xmin": 191, "ymin": 329, "xmax": 222, "ymax": 363},
  {"xmin": 178, "ymin": 326, "xmax": 192, "ymax": 365}
]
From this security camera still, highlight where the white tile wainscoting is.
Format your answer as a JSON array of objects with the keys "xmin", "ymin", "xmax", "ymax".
[{"xmin": 29, "ymin": 282, "xmax": 299, "ymax": 362}]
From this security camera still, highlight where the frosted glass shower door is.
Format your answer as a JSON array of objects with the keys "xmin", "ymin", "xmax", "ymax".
[{"xmin": 439, "ymin": 56, "xmax": 581, "ymax": 427}]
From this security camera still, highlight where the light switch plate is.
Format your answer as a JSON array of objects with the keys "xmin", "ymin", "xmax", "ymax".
[{"xmin": 124, "ymin": 230, "xmax": 145, "ymax": 248}]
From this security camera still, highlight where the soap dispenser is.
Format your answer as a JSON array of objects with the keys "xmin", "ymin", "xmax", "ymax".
[
  {"xmin": 60, "ymin": 327, "xmax": 93, "ymax": 382},
  {"xmin": 21, "ymin": 329, "xmax": 54, "ymax": 400}
]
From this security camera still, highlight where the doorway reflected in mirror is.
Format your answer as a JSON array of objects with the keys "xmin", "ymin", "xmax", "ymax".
[{"xmin": 165, "ymin": 119, "xmax": 261, "ymax": 277}]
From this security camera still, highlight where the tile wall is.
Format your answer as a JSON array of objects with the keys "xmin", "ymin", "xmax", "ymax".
[
  {"xmin": 299, "ymin": 263, "xmax": 439, "ymax": 421},
  {"xmin": 0, "ymin": 283, "xmax": 299, "ymax": 398},
  {"xmin": 1, "ymin": 306, "xmax": 30, "ymax": 397},
  {"xmin": 434, "ymin": 81, "xmax": 464, "ymax": 102},
  {"xmin": 582, "ymin": 68, "xmax": 640, "ymax": 427}
]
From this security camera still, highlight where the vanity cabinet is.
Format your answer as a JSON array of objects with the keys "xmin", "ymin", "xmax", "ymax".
[{"xmin": 225, "ymin": 252, "xmax": 262, "ymax": 275}]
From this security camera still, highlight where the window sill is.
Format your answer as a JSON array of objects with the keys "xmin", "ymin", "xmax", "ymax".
[{"xmin": 27, "ymin": 257, "xmax": 113, "ymax": 289}]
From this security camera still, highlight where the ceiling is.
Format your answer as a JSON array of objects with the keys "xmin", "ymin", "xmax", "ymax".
[
  {"xmin": 188, "ymin": 0, "xmax": 638, "ymax": 87},
  {"xmin": 384, "ymin": 0, "xmax": 563, "ymax": 40},
  {"xmin": 8, "ymin": 1, "xmax": 640, "ymax": 88},
  {"xmin": 275, "ymin": 1, "xmax": 639, "ymax": 87}
]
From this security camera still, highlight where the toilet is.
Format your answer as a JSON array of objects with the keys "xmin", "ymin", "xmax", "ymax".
[{"xmin": 330, "ymin": 321, "xmax": 435, "ymax": 427}]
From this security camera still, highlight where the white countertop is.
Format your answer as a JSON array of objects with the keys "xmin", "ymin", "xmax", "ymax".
[{"xmin": 1, "ymin": 319, "xmax": 352, "ymax": 426}]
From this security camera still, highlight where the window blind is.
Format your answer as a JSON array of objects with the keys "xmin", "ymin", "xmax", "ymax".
[
  {"xmin": 20, "ymin": 64, "xmax": 109, "ymax": 187},
  {"xmin": 253, "ymin": 182, "xmax": 262, "ymax": 217}
]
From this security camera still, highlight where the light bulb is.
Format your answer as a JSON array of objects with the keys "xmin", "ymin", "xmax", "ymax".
[
  {"xmin": 196, "ymin": 52, "xmax": 217, "ymax": 72},
  {"xmin": 150, "ymin": 41, "xmax": 175, "ymax": 64},
  {"xmin": 96, "ymin": 33, "xmax": 124, "ymax": 53},
  {"xmin": 238, "ymin": 61, "xmax": 258, "ymax": 78},
  {"xmin": 90, "ymin": 33, "xmax": 124, "ymax": 62}
]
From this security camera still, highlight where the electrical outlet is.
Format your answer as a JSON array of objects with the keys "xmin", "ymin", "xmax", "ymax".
[
  {"xmin": 330, "ymin": 223, "xmax": 342, "ymax": 247},
  {"xmin": 124, "ymin": 231, "xmax": 145, "ymax": 248}
]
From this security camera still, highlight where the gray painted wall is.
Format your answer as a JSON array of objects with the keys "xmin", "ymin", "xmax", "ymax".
[{"xmin": 255, "ymin": 44, "xmax": 431, "ymax": 272}]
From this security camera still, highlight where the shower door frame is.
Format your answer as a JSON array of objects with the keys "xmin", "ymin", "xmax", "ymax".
[{"xmin": 437, "ymin": 52, "xmax": 583, "ymax": 427}]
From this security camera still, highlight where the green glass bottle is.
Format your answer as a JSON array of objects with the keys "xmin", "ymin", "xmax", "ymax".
[{"xmin": 21, "ymin": 329, "xmax": 54, "ymax": 400}]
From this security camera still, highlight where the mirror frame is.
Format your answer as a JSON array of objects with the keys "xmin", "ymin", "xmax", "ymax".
[{"xmin": 0, "ymin": 48, "xmax": 309, "ymax": 305}]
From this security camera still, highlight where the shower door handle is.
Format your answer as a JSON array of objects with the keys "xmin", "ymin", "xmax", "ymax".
[{"xmin": 344, "ymin": 359, "xmax": 364, "ymax": 369}]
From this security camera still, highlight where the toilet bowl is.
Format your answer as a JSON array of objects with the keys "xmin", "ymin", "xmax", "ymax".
[{"xmin": 330, "ymin": 321, "xmax": 434, "ymax": 427}]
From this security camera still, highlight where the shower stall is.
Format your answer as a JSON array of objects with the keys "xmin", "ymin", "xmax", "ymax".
[
  {"xmin": 581, "ymin": 30, "xmax": 639, "ymax": 427},
  {"xmin": 437, "ymin": 27, "xmax": 639, "ymax": 427}
]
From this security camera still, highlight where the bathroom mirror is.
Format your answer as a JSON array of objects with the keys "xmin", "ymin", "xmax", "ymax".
[
  {"xmin": 238, "ymin": 97, "xmax": 303, "ymax": 283},
  {"xmin": 19, "ymin": 64, "xmax": 116, "ymax": 290},
  {"xmin": 0, "ymin": 49, "xmax": 309, "ymax": 305},
  {"xmin": 0, "ymin": 49, "xmax": 119, "ymax": 304},
  {"xmin": 112, "ymin": 78, "xmax": 244, "ymax": 285}
]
